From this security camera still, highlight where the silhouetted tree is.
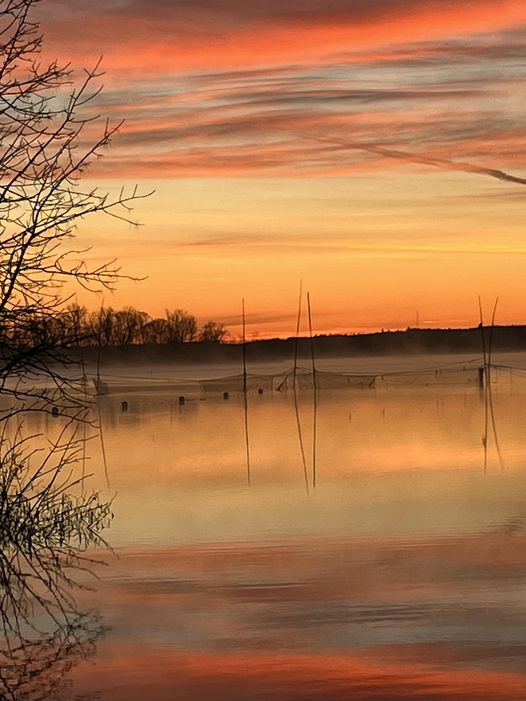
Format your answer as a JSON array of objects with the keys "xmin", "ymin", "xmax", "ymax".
[
  {"xmin": 113, "ymin": 307, "xmax": 150, "ymax": 345},
  {"xmin": 199, "ymin": 320, "xmax": 228, "ymax": 342},
  {"xmin": 9, "ymin": 304, "xmax": 229, "ymax": 348},
  {"xmin": 165, "ymin": 309, "xmax": 198, "ymax": 343},
  {"xmin": 142, "ymin": 317, "xmax": 171, "ymax": 344},
  {"xmin": 62, "ymin": 303, "xmax": 90, "ymax": 346}
]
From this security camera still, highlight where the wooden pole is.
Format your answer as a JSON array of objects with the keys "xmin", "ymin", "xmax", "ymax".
[
  {"xmin": 478, "ymin": 296, "xmax": 487, "ymax": 384},
  {"xmin": 487, "ymin": 296, "xmax": 499, "ymax": 379},
  {"xmin": 293, "ymin": 280, "xmax": 303, "ymax": 390},
  {"xmin": 96, "ymin": 303, "xmax": 103, "ymax": 395},
  {"xmin": 242, "ymin": 299, "xmax": 251, "ymax": 486},
  {"xmin": 478, "ymin": 297, "xmax": 489, "ymax": 474}
]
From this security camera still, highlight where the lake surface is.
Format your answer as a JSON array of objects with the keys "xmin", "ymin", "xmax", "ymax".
[{"xmin": 21, "ymin": 360, "xmax": 526, "ymax": 699}]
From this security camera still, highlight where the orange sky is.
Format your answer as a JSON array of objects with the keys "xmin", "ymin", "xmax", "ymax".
[{"xmin": 39, "ymin": 1, "xmax": 526, "ymax": 338}]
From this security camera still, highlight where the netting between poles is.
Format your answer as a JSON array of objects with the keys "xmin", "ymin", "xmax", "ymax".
[
  {"xmin": 273, "ymin": 368, "xmax": 377, "ymax": 391},
  {"xmin": 199, "ymin": 374, "xmax": 275, "ymax": 394},
  {"xmin": 89, "ymin": 362, "xmax": 489, "ymax": 396},
  {"xmin": 377, "ymin": 366, "xmax": 483, "ymax": 387}
]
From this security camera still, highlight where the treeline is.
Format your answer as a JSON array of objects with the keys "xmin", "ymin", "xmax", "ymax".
[{"xmin": 3, "ymin": 304, "xmax": 228, "ymax": 348}]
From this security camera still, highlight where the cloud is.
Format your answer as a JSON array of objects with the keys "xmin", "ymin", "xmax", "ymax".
[
  {"xmin": 41, "ymin": 0, "xmax": 526, "ymax": 72},
  {"xmin": 37, "ymin": 2, "xmax": 526, "ymax": 183},
  {"xmin": 305, "ymin": 134, "xmax": 526, "ymax": 186}
]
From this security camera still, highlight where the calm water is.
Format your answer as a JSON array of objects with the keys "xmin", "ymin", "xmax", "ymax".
[{"xmin": 24, "ymin": 371, "xmax": 526, "ymax": 699}]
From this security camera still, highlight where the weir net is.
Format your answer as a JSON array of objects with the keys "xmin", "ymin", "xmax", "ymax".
[{"xmin": 92, "ymin": 361, "xmax": 493, "ymax": 396}]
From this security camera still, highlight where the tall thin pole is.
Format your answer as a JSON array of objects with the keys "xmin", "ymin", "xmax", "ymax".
[
  {"xmin": 478, "ymin": 296, "xmax": 487, "ymax": 380},
  {"xmin": 307, "ymin": 292, "xmax": 318, "ymax": 490},
  {"xmin": 487, "ymin": 296, "xmax": 499, "ymax": 379},
  {"xmin": 242, "ymin": 299, "xmax": 251, "ymax": 486},
  {"xmin": 307, "ymin": 292, "xmax": 316, "ymax": 388},
  {"xmin": 478, "ymin": 297, "xmax": 489, "ymax": 474},
  {"xmin": 96, "ymin": 303, "xmax": 103, "ymax": 395},
  {"xmin": 293, "ymin": 280, "xmax": 303, "ymax": 390}
]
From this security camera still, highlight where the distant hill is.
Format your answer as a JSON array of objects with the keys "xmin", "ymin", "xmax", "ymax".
[{"xmin": 75, "ymin": 325, "xmax": 526, "ymax": 365}]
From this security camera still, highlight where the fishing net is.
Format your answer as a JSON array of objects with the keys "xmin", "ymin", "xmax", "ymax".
[
  {"xmin": 199, "ymin": 373, "xmax": 275, "ymax": 394},
  {"xmin": 378, "ymin": 366, "xmax": 483, "ymax": 387},
  {"xmin": 274, "ymin": 368, "xmax": 376, "ymax": 391},
  {"xmin": 90, "ymin": 362, "xmax": 490, "ymax": 396}
]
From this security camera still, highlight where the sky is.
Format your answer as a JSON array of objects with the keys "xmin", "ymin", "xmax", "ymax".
[{"xmin": 38, "ymin": 0, "xmax": 526, "ymax": 338}]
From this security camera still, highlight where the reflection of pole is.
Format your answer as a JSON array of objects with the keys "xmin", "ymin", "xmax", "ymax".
[
  {"xmin": 291, "ymin": 283, "xmax": 309, "ymax": 496},
  {"xmin": 94, "ymin": 302, "xmax": 110, "ymax": 488},
  {"xmin": 98, "ymin": 399, "xmax": 110, "ymax": 490},
  {"xmin": 293, "ymin": 379, "xmax": 309, "ymax": 497},
  {"xmin": 488, "ymin": 297, "xmax": 504, "ymax": 470},
  {"xmin": 242, "ymin": 299, "xmax": 251, "ymax": 486},
  {"xmin": 76, "ymin": 299, "xmax": 88, "ymax": 496},
  {"xmin": 478, "ymin": 296, "xmax": 504, "ymax": 473},
  {"xmin": 307, "ymin": 292, "xmax": 317, "ymax": 490}
]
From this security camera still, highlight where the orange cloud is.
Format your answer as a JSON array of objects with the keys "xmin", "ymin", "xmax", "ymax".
[{"xmin": 42, "ymin": 0, "xmax": 526, "ymax": 73}]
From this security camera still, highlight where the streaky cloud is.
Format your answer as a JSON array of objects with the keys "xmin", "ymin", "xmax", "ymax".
[{"xmin": 305, "ymin": 134, "xmax": 526, "ymax": 186}]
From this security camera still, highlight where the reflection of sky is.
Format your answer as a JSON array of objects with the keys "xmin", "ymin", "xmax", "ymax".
[
  {"xmin": 72, "ymin": 534, "xmax": 526, "ymax": 699},
  {"xmin": 45, "ymin": 382, "xmax": 526, "ymax": 546},
  {"xmin": 41, "ymin": 383, "xmax": 526, "ymax": 698}
]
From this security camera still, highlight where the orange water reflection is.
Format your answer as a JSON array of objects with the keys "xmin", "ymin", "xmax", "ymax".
[{"xmin": 27, "ymin": 382, "xmax": 526, "ymax": 699}]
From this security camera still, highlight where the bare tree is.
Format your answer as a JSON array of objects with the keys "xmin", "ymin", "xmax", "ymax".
[
  {"xmin": 199, "ymin": 320, "xmax": 227, "ymax": 343},
  {"xmin": 112, "ymin": 306, "xmax": 150, "ymax": 346},
  {"xmin": 165, "ymin": 309, "xmax": 197, "ymax": 343},
  {"xmin": 62, "ymin": 302, "xmax": 90, "ymax": 346},
  {"xmin": 89, "ymin": 306, "xmax": 116, "ymax": 348},
  {"xmin": 142, "ymin": 317, "xmax": 171, "ymax": 345},
  {"xmin": 0, "ymin": 0, "xmax": 148, "ymax": 421},
  {"xmin": 0, "ymin": 0, "xmax": 146, "ymax": 668}
]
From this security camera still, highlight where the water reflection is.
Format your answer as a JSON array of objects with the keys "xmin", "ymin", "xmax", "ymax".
[
  {"xmin": 1, "ymin": 614, "xmax": 102, "ymax": 701},
  {"xmin": 0, "ymin": 428, "xmax": 112, "ymax": 700},
  {"xmin": 16, "ymin": 378, "xmax": 526, "ymax": 699},
  {"xmin": 70, "ymin": 534, "xmax": 526, "ymax": 700},
  {"xmin": 70, "ymin": 384, "xmax": 526, "ymax": 547}
]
